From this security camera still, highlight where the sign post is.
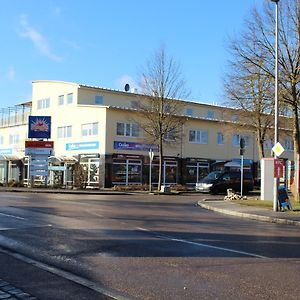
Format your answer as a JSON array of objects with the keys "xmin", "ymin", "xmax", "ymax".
[
  {"xmin": 272, "ymin": 142, "xmax": 285, "ymax": 211},
  {"xmin": 240, "ymin": 138, "xmax": 245, "ymax": 197},
  {"xmin": 149, "ymin": 149, "xmax": 154, "ymax": 193}
]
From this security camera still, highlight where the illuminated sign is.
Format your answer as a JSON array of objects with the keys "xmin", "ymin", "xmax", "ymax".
[{"xmin": 28, "ymin": 116, "xmax": 51, "ymax": 139}]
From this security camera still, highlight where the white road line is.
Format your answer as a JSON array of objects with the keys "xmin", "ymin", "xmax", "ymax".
[
  {"xmin": 0, "ymin": 212, "xmax": 26, "ymax": 220},
  {"xmin": 136, "ymin": 227, "xmax": 268, "ymax": 259},
  {"xmin": 0, "ymin": 248, "xmax": 133, "ymax": 300}
]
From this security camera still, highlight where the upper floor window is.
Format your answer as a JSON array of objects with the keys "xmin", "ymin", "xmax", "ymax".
[
  {"xmin": 186, "ymin": 108, "xmax": 193, "ymax": 116},
  {"xmin": 232, "ymin": 134, "xmax": 250, "ymax": 147},
  {"xmin": 82, "ymin": 122, "xmax": 98, "ymax": 137},
  {"xmin": 165, "ymin": 128, "xmax": 176, "ymax": 141},
  {"xmin": 131, "ymin": 100, "xmax": 139, "ymax": 109},
  {"xmin": 95, "ymin": 95, "xmax": 103, "ymax": 105},
  {"xmin": 231, "ymin": 114, "xmax": 239, "ymax": 122},
  {"xmin": 217, "ymin": 132, "xmax": 224, "ymax": 145},
  {"xmin": 58, "ymin": 95, "xmax": 64, "ymax": 106},
  {"xmin": 264, "ymin": 139, "xmax": 273, "ymax": 150},
  {"xmin": 117, "ymin": 122, "xmax": 139, "ymax": 137},
  {"xmin": 207, "ymin": 110, "xmax": 214, "ymax": 119},
  {"xmin": 9, "ymin": 134, "xmax": 19, "ymax": 144},
  {"xmin": 58, "ymin": 95, "xmax": 65, "ymax": 105},
  {"xmin": 37, "ymin": 98, "xmax": 50, "ymax": 110},
  {"xmin": 57, "ymin": 126, "xmax": 72, "ymax": 138},
  {"xmin": 189, "ymin": 130, "xmax": 208, "ymax": 144},
  {"xmin": 283, "ymin": 139, "xmax": 293, "ymax": 151},
  {"xmin": 67, "ymin": 93, "xmax": 73, "ymax": 104}
]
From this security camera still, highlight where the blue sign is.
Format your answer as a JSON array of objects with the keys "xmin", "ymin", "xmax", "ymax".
[
  {"xmin": 66, "ymin": 141, "xmax": 99, "ymax": 151},
  {"xmin": 114, "ymin": 141, "xmax": 159, "ymax": 151},
  {"xmin": 28, "ymin": 116, "xmax": 51, "ymax": 139},
  {"xmin": 0, "ymin": 148, "xmax": 12, "ymax": 155}
]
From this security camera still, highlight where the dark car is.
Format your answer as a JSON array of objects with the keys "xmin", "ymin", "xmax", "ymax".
[{"xmin": 195, "ymin": 171, "xmax": 254, "ymax": 194}]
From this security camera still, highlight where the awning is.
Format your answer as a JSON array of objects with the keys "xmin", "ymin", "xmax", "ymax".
[
  {"xmin": 48, "ymin": 155, "xmax": 78, "ymax": 164},
  {"xmin": 0, "ymin": 154, "xmax": 23, "ymax": 161}
]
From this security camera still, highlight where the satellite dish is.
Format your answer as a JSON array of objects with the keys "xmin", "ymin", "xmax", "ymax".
[{"xmin": 124, "ymin": 83, "xmax": 130, "ymax": 92}]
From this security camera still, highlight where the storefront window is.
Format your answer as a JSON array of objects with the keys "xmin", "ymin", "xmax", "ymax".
[
  {"xmin": 112, "ymin": 159, "xmax": 142, "ymax": 185},
  {"xmin": 186, "ymin": 161, "xmax": 209, "ymax": 185}
]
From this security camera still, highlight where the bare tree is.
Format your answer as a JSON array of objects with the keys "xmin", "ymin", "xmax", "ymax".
[
  {"xmin": 137, "ymin": 46, "xmax": 189, "ymax": 191},
  {"xmin": 226, "ymin": 0, "xmax": 300, "ymax": 198},
  {"xmin": 224, "ymin": 53, "xmax": 274, "ymax": 159}
]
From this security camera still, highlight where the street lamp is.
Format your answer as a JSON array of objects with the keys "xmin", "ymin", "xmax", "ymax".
[{"xmin": 271, "ymin": 0, "xmax": 279, "ymax": 211}]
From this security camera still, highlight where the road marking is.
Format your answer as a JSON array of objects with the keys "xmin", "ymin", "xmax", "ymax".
[
  {"xmin": 136, "ymin": 227, "xmax": 268, "ymax": 259},
  {"xmin": 0, "ymin": 212, "xmax": 26, "ymax": 220}
]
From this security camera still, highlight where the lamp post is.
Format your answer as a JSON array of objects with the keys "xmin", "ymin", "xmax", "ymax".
[
  {"xmin": 149, "ymin": 149, "xmax": 154, "ymax": 193},
  {"xmin": 271, "ymin": 0, "xmax": 279, "ymax": 211}
]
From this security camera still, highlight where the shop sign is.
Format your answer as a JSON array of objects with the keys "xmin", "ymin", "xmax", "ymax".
[
  {"xmin": 274, "ymin": 159, "xmax": 284, "ymax": 178},
  {"xmin": 25, "ymin": 148, "xmax": 52, "ymax": 155},
  {"xmin": 49, "ymin": 166, "xmax": 66, "ymax": 171},
  {"xmin": 28, "ymin": 116, "xmax": 51, "ymax": 139},
  {"xmin": 25, "ymin": 141, "xmax": 54, "ymax": 148},
  {"xmin": 114, "ymin": 141, "xmax": 159, "ymax": 152},
  {"xmin": 66, "ymin": 141, "xmax": 99, "ymax": 151}
]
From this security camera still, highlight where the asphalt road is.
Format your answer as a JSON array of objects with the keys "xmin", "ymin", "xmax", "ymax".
[{"xmin": 0, "ymin": 192, "xmax": 300, "ymax": 299}]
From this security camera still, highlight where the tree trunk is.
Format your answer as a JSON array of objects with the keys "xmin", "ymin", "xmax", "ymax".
[
  {"xmin": 158, "ymin": 135, "xmax": 163, "ymax": 192},
  {"xmin": 256, "ymin": 129, "xmax": 265, "ymax": 160}
]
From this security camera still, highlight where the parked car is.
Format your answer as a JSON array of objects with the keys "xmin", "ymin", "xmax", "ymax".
[{"xmin": 195, "ymin": 171, "xmax": 254, "ymax": 194}]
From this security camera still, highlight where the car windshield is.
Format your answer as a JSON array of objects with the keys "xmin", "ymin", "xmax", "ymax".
[{"xmin": 200, "ymin": 171, "xmax": 222, "ymax": 183}]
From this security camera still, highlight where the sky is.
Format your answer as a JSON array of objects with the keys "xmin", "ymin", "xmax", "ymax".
[{"xmin": 0, "ymin": 0, "xmax": 264, "ymax": 108}]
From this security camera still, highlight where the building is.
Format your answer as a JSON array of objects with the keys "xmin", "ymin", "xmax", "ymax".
[{"xmin": 0, "ymin": 80, "xmax": 295, "ymax": 188}]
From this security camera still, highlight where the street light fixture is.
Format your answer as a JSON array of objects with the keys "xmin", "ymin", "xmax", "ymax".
[{"xmin": 270, "ymin": 0, "xmax": 279, "ymax": 211}]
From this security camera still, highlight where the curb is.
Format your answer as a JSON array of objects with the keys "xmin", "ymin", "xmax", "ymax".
[{"xmin": 197, "ymin": 200, "xmax": 300, "ymax": 227}]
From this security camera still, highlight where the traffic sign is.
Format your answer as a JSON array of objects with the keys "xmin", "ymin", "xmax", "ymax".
[{"xmin": 272, "ymin": 142, "xmax": 285, "ymax": 157}]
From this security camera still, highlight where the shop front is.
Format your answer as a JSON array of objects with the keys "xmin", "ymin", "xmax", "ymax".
[
  {"xmin": 183, "ymin": 158, "xmax": 210, "ymax": 187},
  {"xmin": 0, "ymin": 154, "xmax": 23, "ymax": 185},
  {"xmin": 111, "ymin": 154, "xmax": 143, "ymax": 185}
]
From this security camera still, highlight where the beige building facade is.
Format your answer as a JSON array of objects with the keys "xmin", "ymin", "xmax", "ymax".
[{"xmin": 0, "ymin": 80, "xmax": 295, "ymax": 188}]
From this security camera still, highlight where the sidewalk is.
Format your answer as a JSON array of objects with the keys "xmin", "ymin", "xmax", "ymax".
[
  {"xmin": 0, "ymin": 249, "xmax": 114, "ymax": 300},
  {"xmin": 197, "ymin": 198, "xmax": 300, "ymax": 227}
]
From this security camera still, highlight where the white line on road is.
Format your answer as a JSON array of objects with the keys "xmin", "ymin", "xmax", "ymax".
[
  {"xmin": 136, "ymin": 227, "xmax": 268, "ymax": 259},
  {"xmin": 0, "ymin": 212, "xmax": 26, "ymax": 220},
  {"xmin": 0, "ymin": 247, "xmax": 133, "ymax": 300}
]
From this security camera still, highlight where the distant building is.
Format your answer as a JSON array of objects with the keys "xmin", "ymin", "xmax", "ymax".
[{"xmin": 0, "ymin": 80, "xmax": 294, "ymax": 188}]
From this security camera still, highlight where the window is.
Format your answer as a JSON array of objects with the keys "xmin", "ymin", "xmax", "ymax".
[
  {"xmin": 186, "ymin": 108, "xmax": 193, "ymax": 116},
  {"xmin": 207, "ymin": 110, "xmax": 214, "ymax": 119},
  {"xmin": 0, "ymin": 136, "xmax": 3, "ymax": 145},
  {"xmin": 217, "ymin": 132, "xmax": 224, "ymax": 145},
  {"xmin": 165, "ymin": 129, "xmax": 176, "ymax": 141},
  {"xmin": 37, "ymin": 98, "xmax": 50, "ymax": 110},
  {"xmin": 283, "ymin": 139, "xmax": 293, "ymax": 151},
  {"xmin": 232, "ymin": 134, "xmax": 250, "ymax": 147},
  {"xmin": 189, "ymin": 130, "xmax": 208, "ymax": 144},
  {"xmin": 95, "ymin": 95, "xmax": 103, "ymax": 105},
  {"xmin": 67, "ymin": 93, "xmax": 73, "ymax": 104},
  {"xmin": 231, "ymin": 114, "xmax": 239, "ymax": 122},
  {"xmin": 58, "ymin": 95, "xmax": 64, "ymax": 106},
  {"xmin": 57, "ymin": 126, "xmax": 72, "ymax": 138},
  {"xmin": 264, "ymin": 139, "xmax": 273, "ymax": 150},
  {"xmin": 82, "ymin": 122, "xmax": 98, "ymax": 136},
  {"xmin": 116, "ymin": 122, "xmax": 139, "ymax": 137},
  {"xmin": 9, "ymin": 134, "xmax": 19, "ymax": 144},
  {"xmin": 131, "ymin": 101, "xmax": 139, "ymax": 109}
]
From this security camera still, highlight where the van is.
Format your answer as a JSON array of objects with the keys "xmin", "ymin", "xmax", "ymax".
[{"xmin": 196, "ymin": 171, "xmax": 254, "ymax": 194}]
